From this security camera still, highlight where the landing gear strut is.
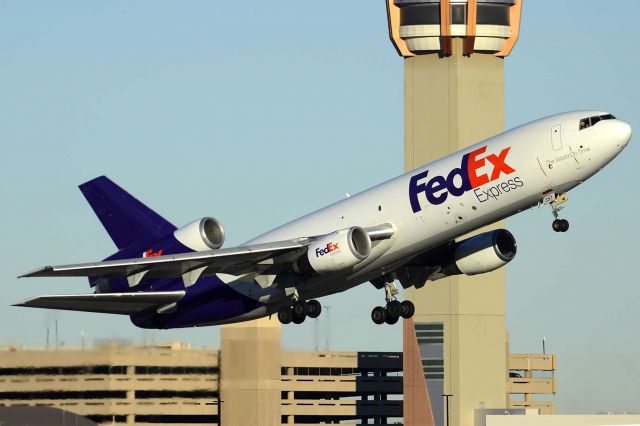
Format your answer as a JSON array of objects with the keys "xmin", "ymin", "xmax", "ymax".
[
  {"xmin": 371, "ymin": 280, "xmax": 415, "ymax": 325},
  {"xmin": 277, "ymin": 299, "xmax": 321, "ymax": 325}
]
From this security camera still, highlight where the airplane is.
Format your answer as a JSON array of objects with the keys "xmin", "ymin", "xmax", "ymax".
[{"xmin": 16, "ymin": 111, "xmax": 632, "ymax": 327}]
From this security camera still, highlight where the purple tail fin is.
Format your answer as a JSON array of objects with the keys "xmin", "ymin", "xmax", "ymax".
[{"xmin": 79, "ymin": 176, "xmax": 176, "ymax": 250}]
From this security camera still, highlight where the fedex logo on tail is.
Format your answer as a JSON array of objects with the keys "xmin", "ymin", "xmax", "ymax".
[{"xmin": 409, "ymin": 146, "xmax": 517, "ymax": 213}]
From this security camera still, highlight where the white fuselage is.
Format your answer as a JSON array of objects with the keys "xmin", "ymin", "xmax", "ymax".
[{"xmin": 227, "ymin": 111, "xmax": 630, "ymax": 318}]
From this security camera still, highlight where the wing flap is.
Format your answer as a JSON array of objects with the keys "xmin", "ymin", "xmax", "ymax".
[{"xmin": 14, "ymin": 291, "xmax": 185, "ymax": 315}]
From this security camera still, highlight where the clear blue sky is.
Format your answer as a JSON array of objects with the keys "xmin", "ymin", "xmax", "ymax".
[{"xmin": 1, "ymin": 0, "xmax": 638, "ymax": 414}]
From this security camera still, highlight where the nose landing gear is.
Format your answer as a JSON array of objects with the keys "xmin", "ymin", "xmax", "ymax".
[
  {"xmin": 371, "ymin": 281, "xmax": 415, "ymax": 325},
  {"xmin": 545, "ymin": 192, "xmax": 570, "ymax": 232}
]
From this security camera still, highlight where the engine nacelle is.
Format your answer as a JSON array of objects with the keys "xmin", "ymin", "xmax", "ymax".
[
  {"xmin": 173, "ymin": 217, "xmax": 225, "ymax": 251},
  {"xmin": 450, "ymin": 229, "xmax": 517, "ymax": 275},
  {"xmin": 296, "ymin": 227, "xmax": 372, "ymax": 274}
]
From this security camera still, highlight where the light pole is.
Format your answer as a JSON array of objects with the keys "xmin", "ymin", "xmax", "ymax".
[{"xmin": 443, "ymin": 394, "xmax": 453, "ymax": 426}]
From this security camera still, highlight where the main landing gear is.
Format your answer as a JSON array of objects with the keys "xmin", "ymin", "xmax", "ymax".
[
  {"xmin": 277, "ymin": 299, "xmax": 321, "ymax": 325},
  {"xmin": 546, "ymin": 192, "xmax": 570, "ymax": 233},
  {"xmin": 371, "ymin": 281, "xmax": 415, "ymax": 325}
]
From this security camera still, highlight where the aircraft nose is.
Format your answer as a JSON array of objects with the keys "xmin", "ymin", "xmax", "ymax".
[{"xmin": 613, "ymin": 120, "xmax": 632, "ymax": 148}]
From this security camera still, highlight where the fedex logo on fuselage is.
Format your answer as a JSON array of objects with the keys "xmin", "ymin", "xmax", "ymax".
[
  {"xmin": 316, "ymin": 242, "xmax": 340, "ymax": 257},
  {"xmin": 409, "ymin": 145, "xmax": 516, "ymax": 213}
]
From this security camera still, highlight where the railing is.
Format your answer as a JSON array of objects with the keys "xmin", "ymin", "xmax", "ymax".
[
  {"xmin": 0, "ymin": 398, "xmax": 219, "ymax": 416},
  {"xmin": 281, "ymin": 375, "xmax": 402, "ymax": 392},
  {"xmin": 508, "ymin": 377, "xmax": 556, "ymax": 394},
  {"xmin": 509, "ymin": 353, "xmax": 556, "ymax": 371},
  {"xmin": 509, "ymin": 399, "xmax": 555, "ymax": 415},
  {"xmin": 280, "ymin": 399, "xmax": 402, "ymax": 416},
  {"xmin": 0, "ymin": 374, "xmax": 218, "ymax": 392}
]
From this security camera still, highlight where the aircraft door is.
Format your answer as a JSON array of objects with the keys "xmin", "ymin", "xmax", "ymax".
[{"xmin": 551, "ymin": 124, "xmax": 562, "ymax": 151}]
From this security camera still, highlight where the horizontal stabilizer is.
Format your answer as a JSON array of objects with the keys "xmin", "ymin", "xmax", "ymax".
[{"xmin": 14, "ymin": 291, "xmax": 185, "ymax": 315}]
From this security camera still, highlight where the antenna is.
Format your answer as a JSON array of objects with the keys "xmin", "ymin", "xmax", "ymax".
[
  {"xmin": 323, "ymin": 305, "xmax": 331, "ymax": 351},
  {"xmin": 55, "ymin": 320, "xmax": 59, "ymax": 350},
  {"xmin": 46, "ymin": 327, "xmax": 50, "ymax": 350},
  {"xmin": 313, "ymin": 318, "xmax": 320, "ymax": 352}
]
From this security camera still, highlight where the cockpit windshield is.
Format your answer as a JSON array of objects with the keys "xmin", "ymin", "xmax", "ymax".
[{"xmin": 579, "ymin": 114, "xmax": 616, "ymax": 130}]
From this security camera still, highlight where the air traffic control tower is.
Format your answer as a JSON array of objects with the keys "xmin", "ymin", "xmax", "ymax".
[{"xmin": 385, "ymin": 1, "xmax": 523, "ymax": 425}]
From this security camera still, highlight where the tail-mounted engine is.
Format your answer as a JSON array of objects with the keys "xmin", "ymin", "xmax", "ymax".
[
  {"xmin": 295, "ymin": 227, "xmax": 372, "ymax": 274},
  {"xmin": 173, "ymin": 217, "xmax": 225, "ymax": 251}
]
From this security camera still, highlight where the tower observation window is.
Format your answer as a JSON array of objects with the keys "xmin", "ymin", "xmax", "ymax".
[
  {"xmin": 476, "ymin": 4, "xmax": 510, "ymax": 25},
  {"xmin": 579, "ymin": 114, "xmax": 616, "ymax": 130},
  {"xmin": 451, "ymin": 4, "xmax": 467, "ymax": 24}
]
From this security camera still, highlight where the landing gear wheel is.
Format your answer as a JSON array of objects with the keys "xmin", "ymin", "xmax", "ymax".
[
  {"xmin": 386, "ymin": 300, "xmax": 402, "ymax": 320},
  {"xmin": 292, "ymin": 314, "xmax": 306, "ymax": 324},
  {"xmin": 400, "ymin": 300, "xmax": 415, "ymax": 319},
  {"xmin": 552, "ymin": 219, "xmax": 570, "ymax": 232},
  {"xmin": 385, "ymin": 314, "xmax": 399, "ymax": 325},
  {"xmin": 371, "ymin": 306, "xmax": 387, "ymax": 325},
  {"xmin": 292, "ymin": 300, "xmax": 309, "ymax": 318},
  {"xmin": 552, "ymin": 219, "xmax": 563, "ymax": 232},
  {"xmin": 307, "ymin": 300, "xmax": 321, "ymax": 319},
  {"xmin": 277, "ymin": 307, "xmax": 293, "ymax": 325}
]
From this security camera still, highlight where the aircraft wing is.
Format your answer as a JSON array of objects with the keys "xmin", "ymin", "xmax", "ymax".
[
  {"xmin": 20, "ymin": 240, "xmax": 309, "ymax": 281},
  {"xmin": 14, "ymin": 291, "xmax": 185, "ymax": 315}
]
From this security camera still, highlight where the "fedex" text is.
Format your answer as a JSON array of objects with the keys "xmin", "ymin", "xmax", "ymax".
[
  {"xmin": 409, "ymin": 146, "xmax": 517, "ymax": 213},
  {"xmin": 315, "ymin": 242, "xmax": 340, "ymax": 257}
]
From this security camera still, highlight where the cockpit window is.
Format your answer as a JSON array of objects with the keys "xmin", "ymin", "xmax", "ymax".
[{"xmin": 579, "ymin": 113, "xmax": 616, "ymax": 130}]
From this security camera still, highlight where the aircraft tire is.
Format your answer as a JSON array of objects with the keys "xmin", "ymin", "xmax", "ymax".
[
  {"xmin": 386, "ymin": 300, "xmax": 402, "ymax": 320},
  {"xmin": 277, "ymin": 307, "xmax": 293, "ymax": 325},
  {"xmin": 292, "ymin": 300, "xmax": 309, "ymax": 318},
  {"xmin": 561, "ymin": 219, "xmax": 569, "ymax": 232},
  {"xmin": 371, "ymin": 306, "xmax": 386, "ymax": 325},
  {"xmin": 385, "ymin": 314, "xmax": 399, "ymax": 325},
  {"xmin": 292, "ymin": 314, "xmax": 306, "ymax": 324},
  {"xmin": 400, "ymin": 300, "xmax": 415, "ymax": 319},
  {"xmin": 307, "ymin": 300, "xmax": 321, "ymax": 318}
]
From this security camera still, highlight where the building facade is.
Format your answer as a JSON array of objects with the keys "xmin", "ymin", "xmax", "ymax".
[
  {"xmin": 0, "ymin": 334, "xmax": 554, "ymax": 425},
  {"xmin": 0, "ymin": 339, "xmax": 402, "ymax": 425}
]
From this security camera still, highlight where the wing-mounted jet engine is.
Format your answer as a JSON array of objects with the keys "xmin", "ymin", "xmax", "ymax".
[
  {"xmin": 394, "ymin": 229, "xmax": 517, "ymax": 290},
  {"xmin": 445, "ymin": 229, "xmax": 517, "ymax": 276},
  {"xmin": 294, "ymin": 227, "xmax": 372, "ymax": 274}
]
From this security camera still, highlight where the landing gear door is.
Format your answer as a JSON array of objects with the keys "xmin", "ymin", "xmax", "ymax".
[{"xmin": 551, "ymin": 124, "xmax": 562, "ymax": 151}]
